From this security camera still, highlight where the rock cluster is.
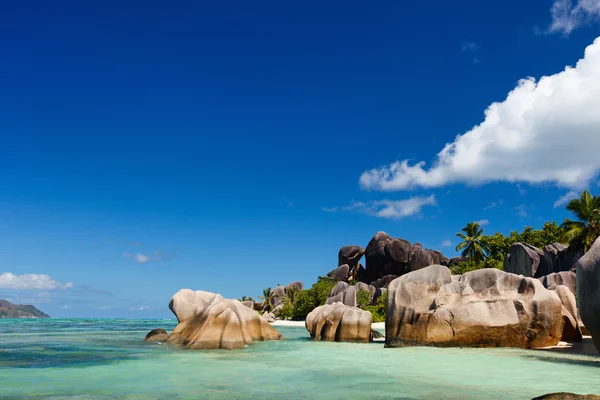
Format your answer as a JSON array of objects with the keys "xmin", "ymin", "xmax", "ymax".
[
  {"xmin": 386, "ymin": 265, "xmax": 564, "ymax": 348},
  {"xmin": 504, "ymin": 242, "xmax": 583, "ymax": 278},
  {"xmin": 167, "ymin": 289, "xmax": 283, "ymax": 350},
  {"xmin": 306, "ymin": 302, "xmax": 373, "ymax": 343},
  {"xmin": 576, "ymin": 237, "xmax": 600, "ymax": 354}
]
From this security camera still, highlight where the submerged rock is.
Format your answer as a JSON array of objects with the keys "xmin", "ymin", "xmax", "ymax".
[
  {"xmin": 306, "ymin": 302, "xmax": 372, "ymax": 343},
  {"xmin": 576, "ymin": 237, "xmax": 600, "ymax": 354},
  {"xmin": 532, "ymin": 394, "xmax": 600, "ymax": 400},
  {"xmin": 167, "ymin": 289, "xmax": 283, "ymax": 350},
  {"xmin": 144, "ymin": 328, "xmax": 169, "ymax": 342},
  {"xmin": 386, "ymin": 265, "xmax": 563, "ymax": 348}
]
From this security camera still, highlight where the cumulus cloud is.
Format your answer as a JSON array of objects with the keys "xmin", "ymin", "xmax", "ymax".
[
  {"xmin": 342, "ymin": 195, "xmax": 436, "ymax": 219},
  {"xmin": 475, "ymin": 219, "xmax": 490, "ymax": 226},
  {"xmin": 441, "ymin": 240, "xmax": 452, "ymax": 247},
  {"xmin": 484, "ymin": 200, "xmax": 503, "ymax": 210},
  {"xmin": 554, "ymin": 190, "xmax": 579, "ymax": 207},
  {"xmin": 0, "ymin": 273, "xmax": 73, "ymax": 290},
  {"xmin": 360, "ymin": 38, "xmax": 600, "ymax": 191},
  {"xmin": 135, "ymin": 253, "xmax": 150, "ymax": 263},
  {"xmin": 548, "ymin": 0, "xmax": 600, "ymax": 35},
  {"xmin": 514, "ymin": 205, "xmax": 530, "ymax": 218}
]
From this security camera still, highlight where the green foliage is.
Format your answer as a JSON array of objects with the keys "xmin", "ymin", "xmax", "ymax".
[
  {"xmin": 283, "ymin": 276, "xmax": 338, "ymax": 321},
  {"xmin": 356, "ymin": 289, "xmax": 372, "ymax": 309},
  {"xmin": 362, "ymin": 291, "xmax": 387, "ymax": 323},
  {"xmin": 240, "ymin": 296, "xmax": 255, "ymax": 302},
  {"xmin": 560, "ymin": 190, "xmax": 600, "ymax": 251},
  {"xmin": 456, "ymin": 222, "xmax": 489, "ymax": 267},
  {"xmin": 259, "ymin": 287, "xmax": 274, "ymax": 312}
]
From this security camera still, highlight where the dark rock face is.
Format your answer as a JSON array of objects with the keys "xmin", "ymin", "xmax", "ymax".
[
  {"xmin": 372, "ymin": 288, "xmax": 387, "ymax": 305},
  {"xmin": 364, "ymin": 231, "xmax": 447, "ymax": 282},
  {"xmin": 144, "ymin": 328, "xmax": 169, "ymax": 342},
  {"xmin": 329, "ymin": 281, "xmax": 349, "ymax": 298},
  {"xmin": 327, "ymin": 264, "xmax": 350, "ymax": 282},
  {"xmin": 576, "ymin": 237, "xmax": 600, "ymax": 354},
  {"xmin": 504, "ymin": 243, "xmax": 545, "ymax": 277},
  {"xmin": 371, "ymin": 275, "xmax": 398, "ymax": 289},
  {"xmin": 338, "ymin": 245, "xmax": 365, "ymax": 269},
  {"xmin": 448, "ymin": 256, "xmax": 467, "ymax": 266},
  {"xmin": 542, "ymin": 243, "xmax": 584, "ymax": 276},
  {"xmin": 271, "ymin": 286, "xmax": 286, "ymax": 308},
  {"xmin": 538, "ymin": 271, "xmax": 576, "ymax": 295},
  {"xmin": 326, "ymin": 285, "xmax": 357, "ymax": 307}
]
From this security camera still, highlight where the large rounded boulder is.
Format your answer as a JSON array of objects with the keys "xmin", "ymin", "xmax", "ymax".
[
  {"xmin": 503, "ymin": 242, "xmax": 545, "ymax": 277},
  {"xmin": 338, "ymin": 245, "xmax": 365, "ymax": 269},
  {"xmin": 576, "ymin": 237, "xmax": 600, "ymax": 354},
  {"xmin": 386, "ymin": 265, "xmax": 564, "ymax": 348},
  {"xmin": 306, "ymin": 302, "xmax": 373, "ymax": 343},
  {"xmin": 167, "ymin": 289, "xmax": 283, "ymax": 350}
]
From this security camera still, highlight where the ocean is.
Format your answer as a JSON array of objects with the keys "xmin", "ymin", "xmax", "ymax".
[{"xmin": 0, "ymin": 319, "xmax": 598, "ymax": 399}]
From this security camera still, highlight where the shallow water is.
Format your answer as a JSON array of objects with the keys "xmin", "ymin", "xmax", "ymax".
[{"xmin": 0, "ymin": 319, "xmax": 598, "ymax": 400}]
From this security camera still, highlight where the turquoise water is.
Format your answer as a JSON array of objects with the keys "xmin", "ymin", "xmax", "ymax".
[{"xmin": 0, "ymin": 319, "xmax": 598, "ymax": 400}]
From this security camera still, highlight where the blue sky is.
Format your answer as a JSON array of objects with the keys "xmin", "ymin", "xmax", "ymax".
[{"xmin": 1, "ymin": 1, "xmax": 600, "ymax": 318}]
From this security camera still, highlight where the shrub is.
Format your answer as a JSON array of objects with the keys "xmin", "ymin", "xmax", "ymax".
[
  {"xmin": 356, "ymin": 289, "xmax": 372, "ymax": 309},
  {"xmin": 362, "ymin": 291, "xmax": 387, "ymax": 323}
]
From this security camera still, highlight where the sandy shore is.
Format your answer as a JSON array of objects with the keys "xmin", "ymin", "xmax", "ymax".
[{"xmin": 270, "ymin": 320, "xmax": 386, "ymax": 331}]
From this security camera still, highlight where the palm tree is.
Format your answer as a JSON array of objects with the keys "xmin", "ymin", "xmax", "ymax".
[
  {"xmin": 285, "ymin": 286, "xmax": 297, "ymax": 305},
  {"xmin": 259, "ymin": 287, "xmax": 273, "ymax": 312},
  {"xmin": 456, "ymin": 222, "xmax": 490, "ymax": 267},
  {"xmin": 560, "ymin": 190, "xmax": 600, "ymax": 251}
]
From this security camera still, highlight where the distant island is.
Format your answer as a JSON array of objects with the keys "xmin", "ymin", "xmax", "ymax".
[{"xmin": 0, "ymin": 300, "xmax": 50, "ymax": 318}]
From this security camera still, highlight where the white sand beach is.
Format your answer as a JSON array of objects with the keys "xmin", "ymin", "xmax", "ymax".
[{"xmin": 270, "ymin": 320, "xmax": 386, "ymax": 331}]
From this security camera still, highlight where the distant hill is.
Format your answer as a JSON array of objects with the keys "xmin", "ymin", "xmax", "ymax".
[{"xmin": 0, "ymin": 300, "xmax": 50, "ymax": 318}]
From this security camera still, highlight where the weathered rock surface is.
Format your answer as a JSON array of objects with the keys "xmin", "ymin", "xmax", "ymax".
[
  {"xmin": 327, "ymin": 264, "xmax": 350, "ymax": 282},
  {"xmin": 551, "ymin": 285, "xmax": 582, "ymax": 342},
  {"xmin": 167, "ymin": 289, "xmax": 282, "ymax": 350},
  {"xmin": 504, "ymin": 242, "xmax": 545, "ymax": 278},
  {"xmin": 285, "ymin": 281, "xmax": 304, "ymax": 294},
  {"xmin": 576, "ymin": 237, "xmax": 600, "ymax": 353},
  {"xmin": 448, "ymin": 256, "xmax": 467, "ymax": 267},
  {"xmin": 338, "ymin": 245, "xmax": 365, "ymax": 270},
  {"xmin": 271, "ymin": 286, "xmax": 286, "ymax": 308},
  {"xmin": 371, "ymin": 275, "xmax": 398, "ymax": 289},
  {"xmin": 327, "ymin": 284, "xmax": 357, "ymax": 307},
  {"xmin": 144, "ymin": 328, "xmax": 169, "ymax": 342},
  {"xmin": 364, "ymin": 231, "xmax": 447, "ymax": 282},
  {"xmin": 372, "ymin": 288, "xmax": 387, "ymax": 305},
  {"xmin": 262, "ymin": 312, "xmax": 276, "ymax": 323},
  {"xmin": 539, "ymin": 271, "xmax": 576, "ymax": 295},
  {"xmin": 532, "ymin": 394, "xmax": 600, "ymax": 400},
  {"xmin": 386, "ymin": 265, "xmax": 564, "ymax": 348},
  {"xmin": 242, "ymin": 301, "xmax": 255, "ymax": 309},
  {"xmin": 306, "ymin": 302, "xmax": 373, "ymax": 343},
  {"xmin": 541, "ymin": 243, "xmax": 584, "ymax": 276}
]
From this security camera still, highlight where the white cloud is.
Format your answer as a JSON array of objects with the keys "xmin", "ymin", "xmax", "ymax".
[
  {"xmin": 484, "ymin": 200, "xmax": 503, "ymax": 210},
  {"xmin": 130, "ymin": 306, "xmax": 151, "ymax": 311},
  {"xmin": 321, "ymin": 207, "xmax": 339, "ymax": 213},
  {"xmin": 343, "ymin": 195, "xmax": 436, "ymax": 219},
  {"xmin": 548, "ymin": 0, "xmax": 600, "ymax": 35},
  {"xmin": 360, "ymin": 37, "xmax": 600, "ymax": 191},
  {"xmin": 0, "ymin": 273, "xmax": 73, "ymax": 290},
  {"xmin": 135, "ymin": 253, "xmax": 150, "ymax": 264},
  {"xmin": 517, "ymin": 184, "xmax": 527, "ymax": 196},
  {"xmin": 462, "ymin": 42, "xmax": 481, "ymax": 64},
  {"xmin": 475, "ymin": 219, "xmax": 490, "ymax": 226},
  {"xmin": 441, "ymin": 240, "xmax": 452, "ymax": 247},
  {"xmin": 515, "ymin": 205, "xmax": 530, "ymax": 218},
  {"xmin": 554, "ymin": 190, "xmax": 579, "ymax": 207}
]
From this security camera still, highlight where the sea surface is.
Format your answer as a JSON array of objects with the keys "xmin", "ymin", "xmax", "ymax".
[{"xmin": 0, "ymin": 319, "xmax": 598, "ymax": 400}]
